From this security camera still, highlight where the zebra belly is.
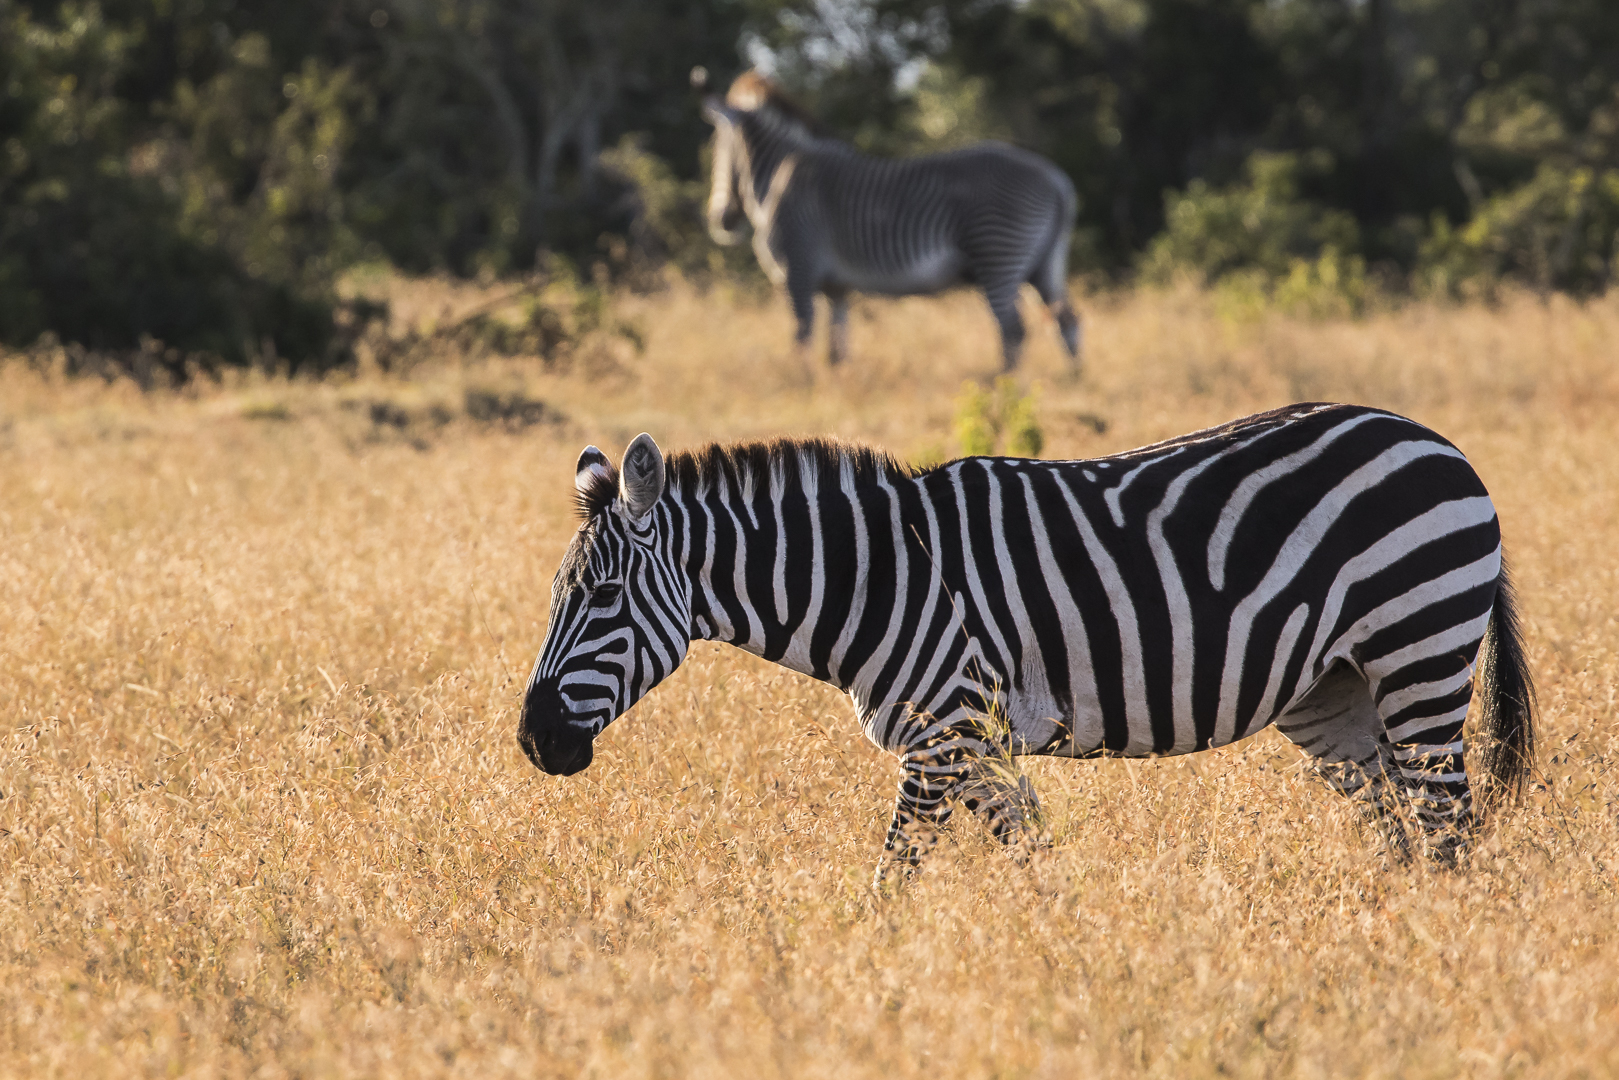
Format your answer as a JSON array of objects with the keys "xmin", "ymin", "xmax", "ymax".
[{"xmin": 828, "ymin": 247, "xmax": 965, "ymax": 295}]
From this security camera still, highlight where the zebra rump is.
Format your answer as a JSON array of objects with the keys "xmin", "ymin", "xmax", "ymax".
[{"xmin": 520, "ymin": 404, "xmax": 1536, "ymax": 879}]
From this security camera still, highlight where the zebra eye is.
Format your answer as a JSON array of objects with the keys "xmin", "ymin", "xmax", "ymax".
[{"xmin": 589, "ymin": 582, "xmax": 623, "ymax": 607}]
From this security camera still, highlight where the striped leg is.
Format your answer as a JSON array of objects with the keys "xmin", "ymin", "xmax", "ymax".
[
  {"xmin": 1374, "ymin": 643, "xmax": 1482, "ymax": 864},
  {"xmin": 1028, "ymin": 242, "xmax": 1082, "ymax": 375},
  {"xmin": 827, "ymin": 289, "xmax": 850, "ymax": 366},
  {"xmin": 786, "ymin": 268, "xmax": 817, "ymax": 352},
  {"xmin": 875, "ymin": 726, "xmax": 1043, "ymax": 885},
  {"xmin": 981, "ymin": 280, "xmax": 1026, "ymax": 373}
]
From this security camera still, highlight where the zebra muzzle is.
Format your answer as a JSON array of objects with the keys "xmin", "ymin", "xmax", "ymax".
[{"xmin": 518, "ymin": 679, "xmax": 598, "ymax": 776}]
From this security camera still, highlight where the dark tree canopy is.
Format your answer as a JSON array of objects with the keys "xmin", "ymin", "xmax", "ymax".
[{"xmin": 3, "ymin": 0, "xmax": 1616, "ymax": 369}]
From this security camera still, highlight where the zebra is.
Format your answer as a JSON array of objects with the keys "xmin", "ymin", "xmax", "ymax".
[
  {"xmin": 701, "ymin": 70, "xmax": 1083, "ymax": 374},
  {"xmin": 518, "ymin": 404, "xmax": 1536, "ymax": 882}
]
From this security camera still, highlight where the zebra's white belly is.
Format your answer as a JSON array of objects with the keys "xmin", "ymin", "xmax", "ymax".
[{"xmin": 830, "ymin": 247, "xmax": 965, "ymax": 295}]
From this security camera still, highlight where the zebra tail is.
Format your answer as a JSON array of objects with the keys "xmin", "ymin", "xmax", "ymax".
[{"xmin": 1474, "ymin": 555, "xmax": 1537, "ymax": 817}]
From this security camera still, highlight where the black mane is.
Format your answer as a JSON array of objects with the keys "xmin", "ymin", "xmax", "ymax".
[
  {"xmin": 666, "ymin": 436, "xmax": 915, "ymax": 499},
  {"xmin": 574, "ymin": 468, "xmax": 619, "ymax": 522},
  {"xmin": 727, "ymin": 70, "xmax": 826, "ymax": 137}
]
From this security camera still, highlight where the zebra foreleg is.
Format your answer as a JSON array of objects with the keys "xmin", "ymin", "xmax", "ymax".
[
  {"xmin": 875, "ymin": 752, "xmax": 961, "ymax": 886},
  {"xmin": 983, "ymin": 285, "xmax": 1026, "ymax": 373},
  {"xmin": 827, "ymin": 290, "xmax": 850, "ymax": 366},
  {"xmin": 874, "ymin": 739, "xmax": 1045, "ymax": 886},
  {"xmin": 786, "ymin": 274, "xmax": 817, "ymax": 353}
]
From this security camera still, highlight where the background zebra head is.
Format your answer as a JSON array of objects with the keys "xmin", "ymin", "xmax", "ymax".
[{"xmin": 517, "ymin": 434, "xmax": 691, "ymax": 776}]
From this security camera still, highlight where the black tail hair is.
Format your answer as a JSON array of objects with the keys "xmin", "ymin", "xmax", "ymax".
[{"xmin": 1474, "ymin": 555, "xmax": 1537, "ymax": 816}]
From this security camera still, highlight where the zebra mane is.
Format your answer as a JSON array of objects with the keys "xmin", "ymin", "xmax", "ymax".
[
  {"xmin": 575, "ymin": 467, "xmax": 620, "ymax": 522},
  {"xmin": 666, "ymin": 437, "xmax": 916, "ymax": 501},
  {"xmin": 726, "ymin": 71, "xmax": 824, "ymax": 136}
]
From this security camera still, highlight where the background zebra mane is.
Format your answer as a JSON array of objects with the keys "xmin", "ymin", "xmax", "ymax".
[
  {"xmin": 666, "ymin": 437, "xmax": 915, "ymax": 500},
  {"xmin": 725, "ymin": 71, "xmax": 824, "ymax": 135}
]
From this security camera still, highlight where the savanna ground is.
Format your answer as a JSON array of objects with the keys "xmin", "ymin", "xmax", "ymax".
[{"xmin": 2, "ymin": 279, "xmax": 1617, "ymax": 1078}]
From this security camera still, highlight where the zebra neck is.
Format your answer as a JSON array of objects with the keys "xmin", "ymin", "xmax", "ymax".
[
  {"xmin": 678, "ymin": 469, "xmax": 900, "ymax": 695},
  {"xmin": 740, "ymin": 113, "xmax": 816, "ymax": 202}
]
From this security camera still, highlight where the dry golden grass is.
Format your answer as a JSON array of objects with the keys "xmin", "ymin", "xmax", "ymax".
[{"xmin": 2, "ymin": 281, "xmax": 1617, "ymax": 1078}]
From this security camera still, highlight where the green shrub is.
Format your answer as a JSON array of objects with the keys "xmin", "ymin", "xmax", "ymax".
[
  {"xmin": 954, "ymin": 378, "xmax": 1043, "ymax": 458},
  {"xmin": 1417, "ymin": 163, "xmax": 1619, "ymax": 297},
  {"xmin": 1143, "ymin": 152, "xmax": 1368, "ymax": 317}
]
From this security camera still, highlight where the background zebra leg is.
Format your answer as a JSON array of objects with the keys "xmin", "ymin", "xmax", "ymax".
[
  {"xmin": 983, "ymin": 285, "xmax": 1026, "ymax": 373},
  {"xmin": 786, "ymin": 277, "xmax": 817, "ymax": 355},
  {"xmin": 1052, "ymin": 302, "xmax": 1082, "ymax": 375},
  {"xmin": 1028, "ymin": 262, "xmax": 1083, "ymax": 376},
  {"xmin": 826, "ymin": 290, "xmax": 850, "ymax": 366}
]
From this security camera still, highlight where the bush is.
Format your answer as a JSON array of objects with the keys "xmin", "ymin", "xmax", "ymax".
[
  {"xmin": 1143, "ymin": 152, "xmax": 1369, "ymax": 317},
  {"xmin": 1417, "ymin": 163, "xmax": 1619, "ymax": 297},
  {"xmin": 0, "ymin": 7, "xmax": 350, "ymax": 373},
  {"xmin": 954, "ymin": 378, "xmax": 1043, "ymax": 458}
]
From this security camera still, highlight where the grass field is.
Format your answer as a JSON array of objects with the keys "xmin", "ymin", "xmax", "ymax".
[{"xmin": 3, "ymin": 281, "xmax": 1617, "ymax": 1078}]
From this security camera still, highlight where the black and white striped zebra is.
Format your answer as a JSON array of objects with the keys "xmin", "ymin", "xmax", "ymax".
[
  {"xmin": 701, "ymin": 70, "xmax": 1082, "ymax": 373},
  {"xmin": 518, "ymin": 404, "xmax": 1536, "ymax": 879}
]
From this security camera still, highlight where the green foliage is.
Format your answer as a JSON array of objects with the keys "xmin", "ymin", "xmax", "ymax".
[
  {"xmin": 597, "ymin": 136, "xmax": 760, "ymax": 283},
  {"xmin": 0, "ymin": 3, "xmax": 351, "ymax": 371},
  {"xmin": 1419, "ymin": 71, "xmax": 1619, "ymax": 300},
  {"xmin": 1142, "ymin": 153, "xmax": 1358, "ymax": 283},
  {"xmin": 0, "ymin": 0, "xmax": 748, "ymax": 371},
  {"xmin": 954, "ymin": 378, "xmax": 1043, "ymax": 458},
  {"xmin": 1141, "ymin": 152, "xmax": 1369, "ymax": 317}
]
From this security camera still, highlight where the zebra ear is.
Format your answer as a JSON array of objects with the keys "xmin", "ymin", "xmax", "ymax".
[
  {"xmin": 618, "ymin": 433, "xmax": 665, "ymax": 521},
  {"xmin": 575, "ymin": 445, "xmax": 615, "ymax": 493}
]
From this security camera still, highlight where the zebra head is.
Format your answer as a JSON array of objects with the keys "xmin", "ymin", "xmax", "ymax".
[
  {"xmin": 518, "ymin": 433, "xmax": 692, "ymax": 776},
  {"xmin": 701, "ymin": 97, "xmax": 749, "ymax": 245}
]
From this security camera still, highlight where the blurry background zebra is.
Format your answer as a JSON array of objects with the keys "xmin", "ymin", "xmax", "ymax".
[
  {"xmin": 701, "ymin": 70, "xmax": 1083, "ymax": 373},
  {"xmin": 520, "ymin": 405, "xmax": 1535, "ymax": 880}
]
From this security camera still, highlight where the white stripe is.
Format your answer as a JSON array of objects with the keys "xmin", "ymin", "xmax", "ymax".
[
  {"xmin": 849, "ymin": 476, "xmax": 913, "ymax": 698},
  {"xmin": 1377, "ymin": 668, "xmax": 1475, "ymax": 724},
  {"xmin": 1384, "ymin": 700, "xmax": 1471, "ymax": 744},
  {"xmin": 1019, "ymin": 473, "xmax": 1102, "ymax": 751},
  {"xmin": 827, "ymin": 458, "xmax": 870, "ymax": 685},
  {"xmin": 1054, "ymin": 482, "xmax": 1152, "ymax": 753},
  {"xmin": 1254, "ymin": 602, "xmax": 1312, "ymax": 731}
]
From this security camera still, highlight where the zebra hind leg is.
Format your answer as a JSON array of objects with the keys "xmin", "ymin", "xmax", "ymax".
[
  {"xmin": 1029, "ymin": 260, "xmax": 1082, "ymax": 376},
  {"xmin": 786, "ymin": 280, "xmax": 817, "ymax": 352},
  {"xmin": 1274, "ymin": 661, "xmax": 1412, "ymax": 863},
  {"xmin": 1372, "ymin": 646, "xmax": 1483, "ymax": 866}
]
